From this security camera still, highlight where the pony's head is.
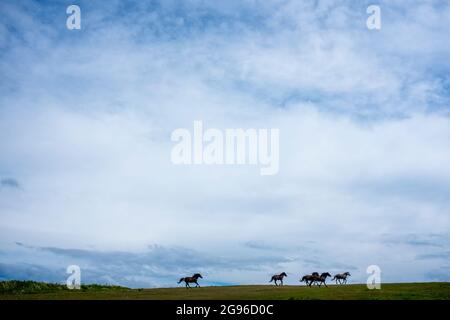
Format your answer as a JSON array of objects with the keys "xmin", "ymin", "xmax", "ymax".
[
  {"xmin": 322, "ymin": 272, "xmax": 332, "ymax": 278},
  {"xmin": 312, "ymin": 272, "xmax": 319, "ymax": 276},
  {"xmin": 280, "ymin": 272, "xmax": 287, "ymax": 277},
  {"xmin": 344, "ymin": 272, "xmax": 351, "ymax": 276},
  {"xmin": 193, "ymin": 273, "xmax": 203, "ymax": 279}
]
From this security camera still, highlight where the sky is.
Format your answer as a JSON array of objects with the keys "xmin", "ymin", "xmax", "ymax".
[{"xmin": 0, "ymin": 0, "xmax": 449, "ymax": 288}]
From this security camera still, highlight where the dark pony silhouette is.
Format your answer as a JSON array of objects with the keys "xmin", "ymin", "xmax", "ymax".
[
  {"xmin": 178, "ymin": 273, "xmax": 203, "ymax": 288},
  {"xmin": 332, "ymin": 272, "xmax": 351, "ymax": 284},
  {"xmin": 300, "ymin": 272, "xmax": 331, "ymax": 287},
  {"xmin": 315, "ymin": 272, "xmax": 332, "ymax": 287},
  {"xmin": 300, "ymin": 272, "xmax": 319, "ymax": 286},
  {"xmin": 269, "ymin": 272, "xmax": 287, "ymax": 286}
]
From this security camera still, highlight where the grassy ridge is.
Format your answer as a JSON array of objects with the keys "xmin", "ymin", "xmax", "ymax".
[
  {"xmin": 0, "ymin": 280, "xmax": 126, "ymax": 295},
  {"xmin": 1, "ymin": 281, "xmax": 449, "ymax": 300}
]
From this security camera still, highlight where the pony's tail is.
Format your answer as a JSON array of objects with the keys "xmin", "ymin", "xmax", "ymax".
[
  {"xmin": 178, "ymin": 278, "xmax": 184, "ymax": 284},
  {"xmin": 269, "ymin": 277, "xmax": 273, "ymax": 283}
]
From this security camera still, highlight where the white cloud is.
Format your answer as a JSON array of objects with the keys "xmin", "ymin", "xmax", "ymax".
[{"xmin": 0, "ymin": 0, "xmax": 449, "ymax": 286}]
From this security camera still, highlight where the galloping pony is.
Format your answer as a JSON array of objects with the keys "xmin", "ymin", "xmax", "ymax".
[
  {"xmin": 315, "ymin": 272, "xmax": 332, "ymax": 287},
  {"xmin": 332, "ymin": 272, "xmax": 351, "ymax": 284},
  {"xmin": 269, "ymin": 272, "xmax": 287, "ymax": 286},
  {"xmin": 300, "ymin": 272, "xmax": 319, "ymax": 286},
  {"xmin": 300, "ymin": 272, "xmax": 331, "ymax": 287},
  {"xmin": 178, "ymin": 273, "xmax": 203, "ymax": 288}
]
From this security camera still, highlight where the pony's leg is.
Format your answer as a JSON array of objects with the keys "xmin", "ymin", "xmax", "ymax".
[
  {"xmin": 196, "ymin": 281, "xmax": 200, "ymax": 288},
  {"xmin": 281, "ymin": 279, "xmax": 283, "ymax": 286}
]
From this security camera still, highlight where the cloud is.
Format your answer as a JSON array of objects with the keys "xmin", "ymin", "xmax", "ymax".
[
  {"xmin": 0, "ymin": 242, "xmax": 293, "ymax": 287},
  {"xmin": 0, "ymin": 263, "xmax": 61, "ymax": 283},
  {"xmin": 416, "ymin": 252, "xmax": 450, "ymax": 261},
  {"xmin": 0, "ymin": 178, "xmax": 20, "ymax": 189},
  {"xmin": 424, "ymin": 269, "xmax": 450, "ymax": 282},
  {"xmin": 243, "ymin": 241, "xmax": 278, "ymax": 251},
  {"xmin": 0, "ymin": 0, "xmax": 449, "ymax": 286},
  {"xmin": 2, "ymin": 241, "xmax": 369, "ymax": 286},
  {"xmin": 382, "ymin": 233, "xmax": 450, "ymax": 248}
]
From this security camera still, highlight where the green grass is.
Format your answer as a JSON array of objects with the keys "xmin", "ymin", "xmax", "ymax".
[
  {"xmin": 1, "ymin": 281, "xmax": 449, "ymax": 300},
  {"xmin": 0, "ymin": 280, "xmax": 126, "ymax": 295}
]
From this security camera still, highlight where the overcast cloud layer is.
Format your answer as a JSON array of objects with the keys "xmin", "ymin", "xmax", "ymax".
[{"xmin": 0, "ymin": 0, "xmax": 450, "ymax": 287}]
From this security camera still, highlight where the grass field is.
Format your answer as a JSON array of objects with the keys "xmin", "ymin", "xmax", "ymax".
[{"xmin": 1, "ymin": 281, "xmax": 449, "ymax": 300}]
